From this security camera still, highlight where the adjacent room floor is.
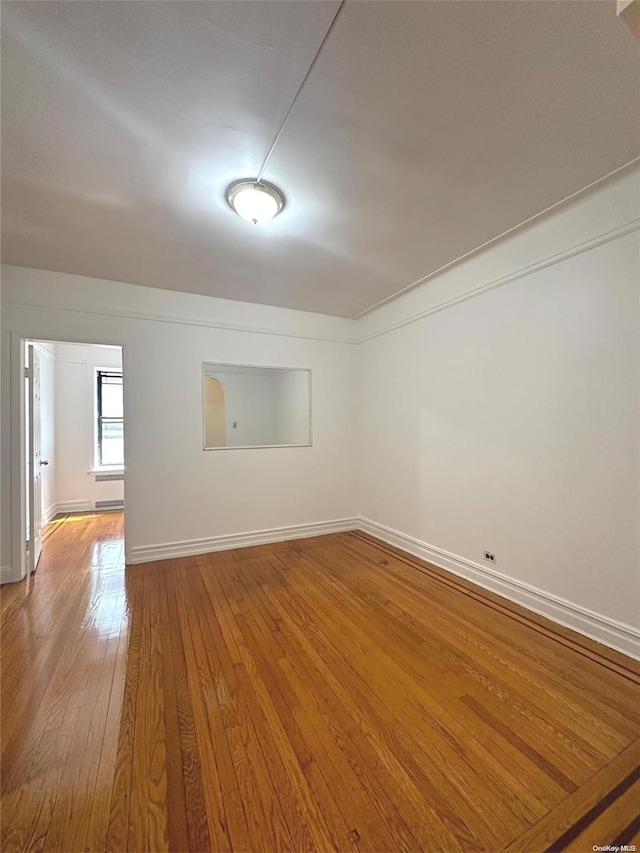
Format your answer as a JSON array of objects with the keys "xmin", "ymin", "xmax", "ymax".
[{"xmin": 1, "ymin": 512, "xmax": 639, "ymax": 852}]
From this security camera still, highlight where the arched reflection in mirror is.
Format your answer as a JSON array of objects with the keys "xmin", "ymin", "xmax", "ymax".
[{"xmin": 204, "ymin": 376, "xmax": 226, "ymax": 447}]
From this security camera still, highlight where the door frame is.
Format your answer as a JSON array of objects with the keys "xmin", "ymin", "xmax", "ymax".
[
  {"xmin": 27, "ymin": 342, "xmax": 44, "ymax": 574},
  {"xmin": 9, "ymin": 334, "xmax": 127, "ymax": 583},
  {"xmin": 10, "ymin": 332, "xmax": 28, "ymax": 584}
]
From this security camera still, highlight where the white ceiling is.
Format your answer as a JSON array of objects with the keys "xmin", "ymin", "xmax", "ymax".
[{"xmin": 2, "ymin": 1, "xmax": 639, "ymax": 318}]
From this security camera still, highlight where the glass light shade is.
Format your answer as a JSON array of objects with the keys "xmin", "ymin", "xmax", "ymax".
[{"xmin": 226, "ymin": 180, "xmax": 284, "ymax": 224}]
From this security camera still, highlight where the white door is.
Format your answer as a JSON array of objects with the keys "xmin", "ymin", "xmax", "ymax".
[{"xmin": 28, "ymin": 345, "xmax": 45, "ymax": 573}]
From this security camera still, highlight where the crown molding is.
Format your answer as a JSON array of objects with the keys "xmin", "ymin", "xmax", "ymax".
[
  {"xmin": 355, "ymin": 156, "xmax": 640, "ymax": 319},
  {"xmin": 3, "ymin": 162, "xmax": 638, "ymax": 347},
  {"xmin": 1, "ymin": 293, "xmax": 357, "ymax": 346},
  {"xmin": 357, "ymin": 218, "xmax": 640, "ymax": 343}
]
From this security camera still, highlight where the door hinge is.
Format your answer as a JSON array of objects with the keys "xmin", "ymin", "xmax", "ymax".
[{"xmin": 24, "ymin": 366, "xmax": 32, "ymax": 379}]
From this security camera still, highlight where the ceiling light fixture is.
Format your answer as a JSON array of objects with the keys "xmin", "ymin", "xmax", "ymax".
[
  {"xmin": 225, "ymin": 1, "xmax": 346, "ymax": 225},
  {"xmin": 226, "ymin": 179, "xmax": 285, "ymax": 225}
]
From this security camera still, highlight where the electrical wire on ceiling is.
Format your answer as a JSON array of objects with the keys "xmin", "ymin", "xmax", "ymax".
[
  {"xmin": 226, "ymin": 0, "xmax": 346, "ymax": 224},
  {"xmin": 256, "ymin": 0, "xmax": 347, "ymax": 182}
]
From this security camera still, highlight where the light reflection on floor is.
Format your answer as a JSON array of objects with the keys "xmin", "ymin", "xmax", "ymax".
[{"xmin": 43, "ymin": 512, "xmax": 128, "ymax": 640}]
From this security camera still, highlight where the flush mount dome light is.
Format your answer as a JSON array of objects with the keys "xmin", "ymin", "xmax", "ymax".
[{"xmin": 226, "ymin": 179, "xmax": 285, "ymax": 225}]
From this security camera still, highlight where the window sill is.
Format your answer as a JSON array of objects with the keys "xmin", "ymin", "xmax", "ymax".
[{"xmin": 88, "ymin": 467, "xmax": 125, "ymax": 474}]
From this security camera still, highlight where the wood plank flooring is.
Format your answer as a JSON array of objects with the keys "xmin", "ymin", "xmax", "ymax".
[{"xmin": 1, "ymin": 511, "xmax": 639, "ymax": 852}]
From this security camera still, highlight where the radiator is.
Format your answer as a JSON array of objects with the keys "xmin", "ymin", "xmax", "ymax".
[
  {"xmin": 94, "ymin": 499, "xmax": 125, "ymax": 510},
  {"xmin": 91, "ymin": 471, "xmax": 124, "ymax": 510}
]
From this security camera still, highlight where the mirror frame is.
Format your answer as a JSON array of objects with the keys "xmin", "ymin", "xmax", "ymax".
[{"xmin": 202, "ymin": 362, "xmax": 313, "ymax": 451}]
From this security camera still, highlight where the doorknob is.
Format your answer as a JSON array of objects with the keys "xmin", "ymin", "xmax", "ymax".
[{"xmin": 40, "ymin": 460, "xmax": 49, "ymax": 466}]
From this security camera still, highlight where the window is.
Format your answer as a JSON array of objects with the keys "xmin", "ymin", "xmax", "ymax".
[{"xmin": 97, "ymin": 371, "xmax": 124, "ymax": 466}]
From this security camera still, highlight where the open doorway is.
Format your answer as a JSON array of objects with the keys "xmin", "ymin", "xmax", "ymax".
[{"xmin": 24, "ymin": 340, "xmax": 125, "ymax": 576}]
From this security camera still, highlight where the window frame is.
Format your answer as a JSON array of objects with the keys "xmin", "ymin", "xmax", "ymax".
[{"xmin": 95, "ymin": 369, "xmax": 124, "ymax": 468}]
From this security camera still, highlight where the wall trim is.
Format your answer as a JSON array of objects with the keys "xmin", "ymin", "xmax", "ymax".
[
  {"xmin": 45, "ymin": 499, "xmax": 125, "ymax": 520},
  {"xmin": 4, "ymin": 220, "xmax": 637, "ymax": 348},
  {"xmin": 44, "ymin": 503, "xmax": 59, "ymax": 524},
  {"xmin": 2, "ymin": 296, "xmax": 357, "ymax": 346},
  {"xmin": 128, "ymin": 514, "xmax": 639, "ymax": 660},
  {"xmin": 357, "ymin": 518, "xmax": 640, "ymax": 661},
  {"xmin": 358, "ymin": 218, "xmax": 640, "ymax": 342},
  {"xmin": 55, "ymin": 500, "xmax": 93, "ymax": 514},
  {"xmin": 355, "ymin": 156, "xmax": 640, "ymax": 319},
  {"xmin": 129, "ymin": 517, "xmax": 360, "ymax": 564},
  {"xmin": 0, "ymin": 566, "xmax": 14, "ymax": 585},
  {"xmin": 32, "ymin": 341, "xmax": 56, "ymax": 360}
]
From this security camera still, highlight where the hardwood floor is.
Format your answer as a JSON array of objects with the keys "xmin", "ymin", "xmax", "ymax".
[{"xmin": 1, "ymin": 512, "xmax": 639, "ymax": 852}]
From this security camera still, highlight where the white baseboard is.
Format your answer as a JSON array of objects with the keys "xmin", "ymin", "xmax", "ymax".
[
  {"xmin": 0, "ymin": 565, "xmax": 14, "ymax": 585},
  {"xmin": 54, "ymin": 500, "xmax": 93, "ymax": 515},
  {"xmin": 129, "ymin": 517, "xmax": 360, "ymax": 565},
  {"xmin": 43, "ymin": 503, "xmax": 59, "ymax": 524},
  {"xmin": 358, "ymin": 518, "xmax": 640, "ymax": 661},
  {"xmin": 121, "ymin": 512, "xmax": 640, "ymax": 660}
]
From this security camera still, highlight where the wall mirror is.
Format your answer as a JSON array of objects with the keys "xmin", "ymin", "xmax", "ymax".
[{"xmin": 203, "ymin": 363, "xmax": 311, "ymax": 449}]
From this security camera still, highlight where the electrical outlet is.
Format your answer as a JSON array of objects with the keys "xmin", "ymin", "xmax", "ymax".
[{"xmin": 484, "ymin": 551, "xmax": 496, "ymax": 563}]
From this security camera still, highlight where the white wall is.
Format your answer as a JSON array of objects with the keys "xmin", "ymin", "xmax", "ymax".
[
  {"xmin": 1, "ymin": 271, "xmax": 357, "ymax": 573},
  {"xmin": 357, "ymin": 164, "xmax": 640, "ymax": 636},
  {"xmin": 54, "ymin": 342, "xmax": 124, "ymax": 510},
  {"xmin": 222, "ymin": 373, "xmax": 279, "ymax": 448},
  {"xmin": 276, "ymin": 370, "xmax": 311, "ymax": 446}
]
